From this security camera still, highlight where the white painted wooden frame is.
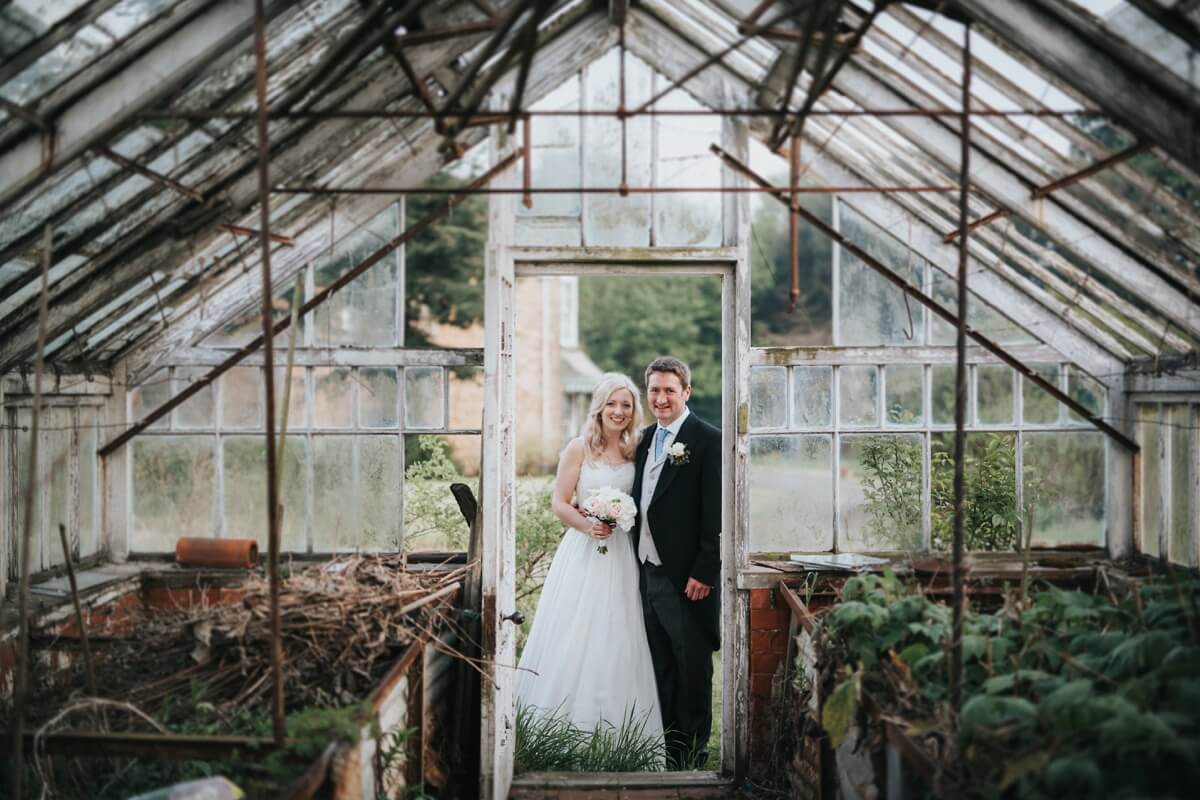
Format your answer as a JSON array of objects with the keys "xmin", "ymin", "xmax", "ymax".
[{"xmin": 506, "ymin": 251, "xmax": 749, "ymax": 787}]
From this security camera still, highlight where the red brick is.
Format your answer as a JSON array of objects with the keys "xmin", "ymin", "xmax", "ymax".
[
  {"xmin": 750, "ymin": 650, "xmax": 784, "ymax": 677},
  {"xmin": 750, "ymin": 629, "xmax": 789, "ymax": 654},
  {"xmin": 750, "ymin": 607, "xmax": 790, "ymax": 631}
]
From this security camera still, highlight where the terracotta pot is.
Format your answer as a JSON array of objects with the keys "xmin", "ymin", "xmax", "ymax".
[{"xmin": 175, "ymin": 537, "xmax": 258, "ymax": 569}]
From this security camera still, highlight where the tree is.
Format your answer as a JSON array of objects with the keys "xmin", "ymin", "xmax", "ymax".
[
  {"xmin": 403, "ymin": 172, "xmax": 488, "ymax": 347},
  {"xmin": 578, "ymin": 275, "xmax": 724, "ymax": 424}
]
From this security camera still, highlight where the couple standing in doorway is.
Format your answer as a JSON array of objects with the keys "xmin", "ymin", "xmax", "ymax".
[{"xmin": 517, "ymin": 356, "xmax": 721, "ymax": 770}]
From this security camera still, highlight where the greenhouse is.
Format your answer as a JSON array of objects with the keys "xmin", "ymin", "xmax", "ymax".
[{"xmin": 0, "ymin": 0, "xmax": 1197, "ymax": 798}]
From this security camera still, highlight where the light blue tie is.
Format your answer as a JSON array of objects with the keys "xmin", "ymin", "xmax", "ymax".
[{"xmin": 654, "ymin": 426, "xmax": 670, "ymax": 461}]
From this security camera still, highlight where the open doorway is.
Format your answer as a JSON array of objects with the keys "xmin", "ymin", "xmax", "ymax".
[{"xmin": 507, "ymin": 266, "xmax": 731, "ymax": 779}]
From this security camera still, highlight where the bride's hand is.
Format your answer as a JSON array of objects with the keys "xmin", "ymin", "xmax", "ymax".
[{"xmin": 589, "ymin": 521, "xmax": 613, "ymax": 540}]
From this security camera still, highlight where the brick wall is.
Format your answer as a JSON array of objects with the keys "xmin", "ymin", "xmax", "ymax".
[{"xmin": 748, "ymin": 587, "xmax": 791, "ymax": 775}]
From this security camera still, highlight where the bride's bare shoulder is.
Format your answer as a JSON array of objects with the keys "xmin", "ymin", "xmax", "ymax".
[{"xmin": 560, "ymin": 437, "xmax": 587, "ymax": 461}]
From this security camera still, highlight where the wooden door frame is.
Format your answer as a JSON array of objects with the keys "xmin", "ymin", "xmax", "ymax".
[{"xmin": 482, "ymin": 249, "xmax": 751, "ymax": 795}]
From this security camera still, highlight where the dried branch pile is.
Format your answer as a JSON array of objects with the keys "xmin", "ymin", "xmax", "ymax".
[{"xmin": 28, "ymin": 555, "xmax": 468, "ymax": 729}]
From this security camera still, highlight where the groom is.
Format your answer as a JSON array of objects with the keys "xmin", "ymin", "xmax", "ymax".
[{"xmin": 632, "ymin": 356, "xmax": 721, "ymax": 769}]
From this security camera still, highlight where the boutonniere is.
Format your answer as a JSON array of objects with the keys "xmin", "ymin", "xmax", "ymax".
[{"xmin": 667, "ymin": 442, "xmax": 690, "ymax": 466}]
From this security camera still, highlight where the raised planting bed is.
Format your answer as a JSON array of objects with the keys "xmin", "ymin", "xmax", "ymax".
[
  {"xmin": 0, "ymin": 555, "xmax": 470, "ymax": 799},
  {"xmin": 770, "ymin": 566, "xmax": 1200, "ymax": 799}
]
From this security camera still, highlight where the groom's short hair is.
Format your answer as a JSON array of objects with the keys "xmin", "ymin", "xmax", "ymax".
[{"xmin": 646, "ymin": 356, "xmax": 691, "ymax": 388}]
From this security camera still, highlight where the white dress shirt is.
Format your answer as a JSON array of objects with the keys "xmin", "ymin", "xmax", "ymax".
[{"xmin": 638, "ymin": 407, "xmax": 690, "ymax": 566}]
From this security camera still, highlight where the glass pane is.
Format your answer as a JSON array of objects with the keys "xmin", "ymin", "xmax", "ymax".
[
  {"xmin": 313, "ymin": 206, "xmax": 399, "ymax": 346},
  {"xmin": 448, "ymin": 367, "xmax": 484, "ymax": 431},
  {"xmin": 360, "ymin": 435, "xmax": 401, "ymax": 551},
  {"xmin": 654, "ymin": 88, "xmax": 721, "ymax": 247},
  {"xmin": 885, "ymin": 365, "xmax": 923, "ymax": 426},
  {"xmin": 929, "ymin": 271, "xmax": 1035, "ymax": 346},
  {"xmin": 837, "ymin": 204, "xmax": 923, "ymax": 345},
  {"xmin": 1169, "ymin": 404, "xmax": 1193, "ymax": 566},
  {"xmin": 1023, "ymin": 432, "xmax": 1105, "ymax": 547},
  {"xmin": 793, "ymin": 366, "xmax": 832, "ymax": 427},
  {"xmin": 272, "ymin": 366, "xmax": 307, "ymax": 431},
  {"xmin": 130, "ymin": 368, "xmax": 170, "ymax": 430},
  {"xmin": 312, "ymin": 367, "xmax": 353, "ymax": 428},
  {"xmin": 840, "ymin": 434, "xmax": 923, "ymax": 552},
  {"xmin": 931, "ymin": 364, "xmax": 969, "ymax": 426},
  {"xmin": 749, "ymin": 435, "xmax": 833, "ymax": 552},
  {"xmin": 404, "ymin": 434, "xmax": 480, "ymax": 551},
  {"xmin": 313, "ymin": 436, "xmax": 355, "ymax": 551},
  {"xmin": 1139, "ymin": 404, "xmax": 1162, "ymax": 557},
  {"xmin": 203, "ymin": 277, "xmax": 303, "ymax": 348},
  {"xmin": 221, "ymin": 436, "xmax": 306, "ymax": 551},
  {"xmin": 79, "ymin": 416, "xmax": 97, "ymax": 557},
  {"xmin": 44, "ymin": 421, "xmax": 71, "ymax": 569},
  {"xmin": 173, "ymin": 366, "xmax": 214, "ymax": 429},
  {"xmin": 749, "ymin": 141, "xmax": 833, "ymax": 346},
  {"xmin": 750, "ymin": 367, "xmax": 787, "ymax": 429},
  {"xmin": 583, "ymin": 50, "xmax": 652, "ymax": 246},
  {"xmin": 221, "ymin": 367, "xmax": 261, "ymax": 429},
  {"xmin": 1022, "ymin": 364, "xmax": 1061, "ymax": 425},
  {"xmin": 360, "ymin": 367, "xmax": 399, "ymax": 429},
  {"xmin": 132, "ymin": 436, "xmax": 214, "ymax": 550},
  {"xmin": 839, "ymin": 365, "xmax": 878, "ymax": 427},
  {"xmin": 1067, "ymin": 367, "xmax": 1105, "ymax": 424},
  {"xmin": 931, "ymin": 432, "xmax": 1018, "ymax": 551},
  {"xmin": 405, "ymin": 367, "xmax": 445, "ymax": 430},
  {"xmin": 518, "ymin": 78, "xmax": 581, "ymax": 221},
  {"xmin": 977, "ymin": 364, "xmax": 1014, "ymax": 426}
]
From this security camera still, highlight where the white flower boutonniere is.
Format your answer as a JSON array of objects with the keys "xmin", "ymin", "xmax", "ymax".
[{"xmin": 667, "ymin": 442, "xmax": 690, "ymax": 466}]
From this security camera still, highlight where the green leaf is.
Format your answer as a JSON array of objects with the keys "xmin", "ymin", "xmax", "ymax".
[
  {"xmin": 898, "ymin": 643, "xmax": 930, "ymax": 666},
  {"xmin": 1000, "ymin": 750, "xmax": 1050, "ymax": 790},
  {"xmin": 822, "ymin": 669, "xmax": 860, "ymax": 749},
  {"xmin": 961, "ymin": 695, "xmax": 1036, "ymax": 737},
  {"xmin": 1043, "ymin": 755, "xmax": 1104, "ymax": 795}
]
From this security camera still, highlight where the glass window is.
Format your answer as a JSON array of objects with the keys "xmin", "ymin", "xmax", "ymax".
[
  {"xmin": 750, "ymin": 367, "xmax": 788, "ymax": 429},
  {"xmin": 312, "ymin": 367, "xmax": 353, "ymax": 429},
  {"xmin": 360, "ymin": 367, "xmax": 399, "ymax": 429},
  {"xmin": 1022, "ymin": 364, "xmax": 1061, "ymax": 425},
  {"xmin": 1067, "ymin": 366, "xmax": 1105, "ymax": 424},
  {"xmin": 130, "ymin": 368, "xmax": 170, "ymax": 430},
  {"xmin": 977, "ymin": 364, "xmax": 1014, "ymax": 426},
  {"xmin": 839, "ymin": 365, "xmax": 878, "ymax": 427},
  {"xmin": 1139, "ymin": 404, "xmax": 1163, "ymax": 558},
  {"xmin": 793, "ymin": 366, "xmax": 833, "ymax": 427},
  {"xmin": 222, "ymin": 435, "xmax": 307, "ymax": 551},
  {"xmin": 750, "ymin": 435, "xmax": 833, "ymax": 553},
  {"xmin": 1024, "ymin": 432, "xmax": 1105, "ymax": 548},
  {"xmin": 404, "ymin": 434, "xmax": 481, "ymax": 551},
  {"xmin": 312, "ymin": 436, "xmax": 356, "ymax": 552},
  {"xmin": 885, "ymin": 365, "xmax": 923, "ymax": 426},
  {"xmin": 360, "ymin": 436, "xmax": 402, "ymax": 550},
  {"xmin": 221, "ymin": 367, "xmax": 261, "ymax": 429},
  {"xmin": 174, "ymin": 366, "xmax": 215, "ymax": 429},
  {"xmin": 840, "ymin": 434, "xmax": 923, "ymax": 552},
  {"xmin": 312, "ymin": 206, "xmax": 400, "ymax": 347},
  {"xmin": 654, "ymin": 87, "xmax": 722, "ymax": 247},
  {"xmin": 931, "ymin": 364, "xmax": 969, "ymax": 426},
  {"xmin": 837, "ymin": 204, "xmax": 923, "ymax": 346},
  {"xmin": 132, "ymin": 436, "xmax": 214, "ymax": 550},
  {"xmin": 405, "ymin": 367, "xmax": 445, "ymax": 430},
  {"xmin": 931, "ymin": 432, "xmax": 1017, "ymax": 551},
  {"xmin": 448, "ymin": 367, "xmax": 485, "ymax": 430},
  {"xmin": 272, "ymin": 366, "xmax": 307, "ymax": 431}
]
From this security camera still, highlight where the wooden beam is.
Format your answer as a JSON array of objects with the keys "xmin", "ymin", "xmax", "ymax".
[{"xmin": 953, "ymin": 0, "xmax": 1200, "ymax": 175}]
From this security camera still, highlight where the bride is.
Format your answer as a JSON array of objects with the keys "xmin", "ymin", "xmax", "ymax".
[{"xmin": 516, "ymin": 373, "xmax": 664, "ymax": 757}]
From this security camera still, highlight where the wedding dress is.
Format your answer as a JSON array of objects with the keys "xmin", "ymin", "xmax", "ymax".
[{"xmin": 516, "ymin": 459, "xmax": 665, "ymax": 749}]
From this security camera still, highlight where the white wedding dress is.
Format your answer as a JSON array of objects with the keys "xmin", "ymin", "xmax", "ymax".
[{"xmin": 516, "ymin": 459, "xmax": 664, "ymax": 750}]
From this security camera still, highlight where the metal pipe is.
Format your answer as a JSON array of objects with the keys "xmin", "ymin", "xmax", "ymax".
[
  {"xmin": 58, "ymin": 523, "xmax": 99, "ymax": 698},
  {"xmin": 217, "ymin": 223, "xmax": 295, "ymax": 246},
  {"xmin": 944, "ymin": 141, "xmax": 1149, "ymax": 241},
  {"xmin": 9, "ymin": 223, "xmax": 52, "ymax": 800},
  {"xmin": 395, "ymin": 21, "xmax": 498, "ymax": 48},
  {"xmin": 253, "ymin": 0, "xmax": 285, "ymax": 746},
  {"xmin": 789, "ymin": 135, "xmax": 801, "ymax": 310},
  {"xmin": 522, "ymin": 115, "xmax": 532, "ymax": 209},
  {"xmin": 142, "ymin": 107, "xmax": 1110, "ymax": 121},
  {"xmin": 710, "ymin": 143, "xmax": 1139, "ymax": 452},
  {"xmin": 96, "ymin": 146, "xmax": 204, "ymax": 202},
  {"xmin": 97, "ymin": 150, "xmax": 522, "ymax": 458},
  {"xmin": 271, "ymin": 184, "xmax": 958, "ymax": 195},
  {"xmin": 950, "ymin": 24, "xmax": 972, "ymax": 717}
]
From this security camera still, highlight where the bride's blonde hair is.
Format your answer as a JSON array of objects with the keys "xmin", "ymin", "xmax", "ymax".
[{"xmin": 581, "ymin": 373, "xmax": 642, "ymax": 462}]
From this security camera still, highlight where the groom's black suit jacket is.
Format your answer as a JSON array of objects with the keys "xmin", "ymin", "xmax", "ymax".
[{"xmin": 631, "ymin": 411, "xmax": 722, "ymax": 650}]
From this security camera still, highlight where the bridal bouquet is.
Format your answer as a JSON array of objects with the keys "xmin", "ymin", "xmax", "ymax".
[{"xmin": 580, "ymin": 486, "xmax": 636, "ymax": 555}]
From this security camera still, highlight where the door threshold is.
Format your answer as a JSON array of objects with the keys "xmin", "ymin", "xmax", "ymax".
[{"xmin": 512, "ymin": 770, "xmax": 730, "ymax": 788}]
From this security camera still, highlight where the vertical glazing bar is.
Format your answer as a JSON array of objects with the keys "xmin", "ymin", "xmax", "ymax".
[
  {"xmin": 618, "ymin": 19, "xmax": 629, "ymax": 196},
  {"xmin": 522, "ymin": 116, "xmax": 533, "ymax": 208},
  {"xmin": 789, "ymin": 135, "xmax": 801, "ymax": 310},
  {"xmin": 950, "ymin": 23, "xmax": 972, "ymax": 715},
  {"xmin": 253, "ymin": 0, "xmax": 285, "ymax": 746}
]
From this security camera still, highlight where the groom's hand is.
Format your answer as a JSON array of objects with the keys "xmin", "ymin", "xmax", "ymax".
[{"xmin": 684, "ymin": 578, "xmax": 711, "ymax": 601}]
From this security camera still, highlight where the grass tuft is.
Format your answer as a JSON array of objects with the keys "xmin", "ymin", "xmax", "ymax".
[{"xmin": 515, "ymin": 703, "xmax": 666, "ymax": 773}]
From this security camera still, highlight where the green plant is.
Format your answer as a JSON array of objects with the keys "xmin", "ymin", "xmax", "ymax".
[
  {"xmin": 515, "ymin": 703, "xmax": 666, "ymax": 773},
  {"xmin": 931, "ymin": 433, "xmax": 1021, "ymax": 551},
  {"xmin": 859, "ymin": 435, "xmax": 923, "ymax": 549}
]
